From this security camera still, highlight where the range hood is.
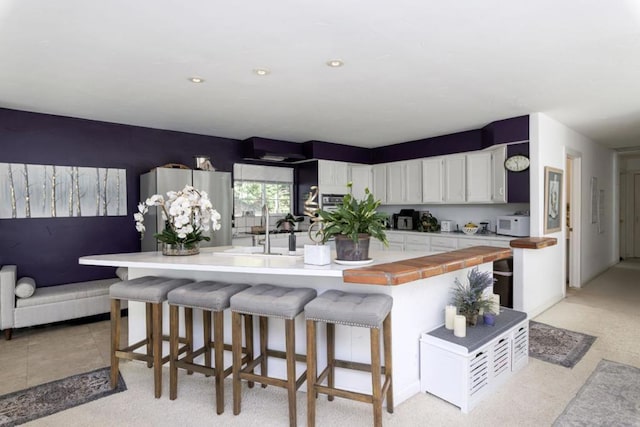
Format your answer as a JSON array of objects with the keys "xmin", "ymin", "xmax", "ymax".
[{"xmin": 242, "ymin": 137, "xmax": 308, "ymax": 163}]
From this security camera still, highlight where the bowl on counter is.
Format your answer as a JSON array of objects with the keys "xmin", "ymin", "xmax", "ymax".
[{"xmin": 462, "ymin": 226, "xmax": 479, "ymax": 235}]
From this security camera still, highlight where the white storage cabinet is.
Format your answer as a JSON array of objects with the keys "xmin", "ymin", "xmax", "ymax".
[{"xmin": 420, "ymin": 308, "xmax": 528, "ymax": 413}]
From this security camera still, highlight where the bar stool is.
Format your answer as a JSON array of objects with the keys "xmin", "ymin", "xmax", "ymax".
[
  {"xmin": 110, "ymin": 276, "xmax": 193, "ymax": 398},
  {"xmin": 305, "ymin": 290, "xmax": 394, "ymax": 427},
  {"xmin": 167, "ymin": 281, "xmax": 251, "ymax": 414},
  {"xmin": 231, "ymin": 284, "xmax": 317, "ymax": 427}
]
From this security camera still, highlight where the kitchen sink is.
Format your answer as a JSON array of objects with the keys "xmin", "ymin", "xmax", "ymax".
[{"xmin": 218, "ymin": 246, "xmax": 304, "ymax": 257}]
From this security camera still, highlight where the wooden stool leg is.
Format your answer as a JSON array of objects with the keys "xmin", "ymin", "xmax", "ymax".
[
  {"xmin": 232, "ymin": 311, "xmax": 243, "ymax": 415},
  {"xmin": 213, "ymin": 310, "xmax": 225, "ymax": 415},
  {"xmin": 152, "ymin": 302, "xmax": 163, "ymax": 399},
  {"xmin": 169, "ymin": 305, "xmax": 179, "ymax": 400},
  {"xmin": 259, "ymin": 316, "xmax": 268, "ymax": 388},
  {"xmin": 327, "ymin": 322, "xmax": 335, "ymax": 401},
  {"xmin": 383, "ymin": 313, "xmax": 394, "ymax": 413},
  {"xmin": 110, "ymin": 299, "xmax": 121, "ymax": 389},
  {"xmin": 146, "ymin": 303, "xmax": 153, "ymax": 368},
  {"xmin": 306, "ymin": 319, "xmax": 317, "ymax": 427},
  {"xmin": 370, "ymin": 327, "xmax": 382, "ymax": 427},
  {"xmin": 185, "ymin": 307, "xmax": 194, "ymax": 375},
  {"xmin": 285, "ymin": 318, "xmax": 297, "ymax": 427},
  {"xmin": 245, "ymin": 314, "xmax": 254, "ymax": 388},
  {"xmin": 203, "ymin": 309, "xmax": 212, "ymax": 374}
]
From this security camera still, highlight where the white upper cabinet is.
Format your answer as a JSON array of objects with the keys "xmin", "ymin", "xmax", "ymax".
[
  {"xmin": 404, "ymin": 159, "xmax": 423, "ymax": 204},
  {"xmin": 317, "ymin": 160, "xmax": 349, "ymax": 194},
  {"xmin": 348, "ymin": 164, "xmax": 373, "ymax": 200},
  {"xmin": 466, "ymin": 151, "xmax": 492, "ymax": 203},
  {"xmin": 372, "ymin": 164, "xmax": 387, "ymax": 204},
  {"xmin": 422, "ymin": 157, "xmax": 444, "ymax": 203},
  {"xmin": 386, "ymin": 162, "xmax": 404, "ymax": 204},
  {"xmin": 444, "ymin": 155, "xmax": 466, "ymax": 203},
  {"xmin": 491, "ymin": 146, "xmax": 507, "ymax": 203},
  {"xmin": 386, "ymin": 160, "xmax": 422, "ymax": 204}
]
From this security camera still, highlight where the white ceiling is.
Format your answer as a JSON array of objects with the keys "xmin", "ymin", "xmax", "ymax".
[{"xmin": 1, "ymin": 1, "xmax": 640, "ymax": 151}]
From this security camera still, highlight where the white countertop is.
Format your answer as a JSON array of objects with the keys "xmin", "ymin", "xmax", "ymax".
[{"xmin": 79, "ymin": 246, "xmax": 432, "ymax": 278}]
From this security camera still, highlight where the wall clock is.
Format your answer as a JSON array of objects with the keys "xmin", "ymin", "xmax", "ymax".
[{"xmin": 504, "ymin": 154, "xmax": 530, "ymax": 172}]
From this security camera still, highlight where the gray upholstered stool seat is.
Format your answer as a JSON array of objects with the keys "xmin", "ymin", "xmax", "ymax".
[
  {"xmin": 304, "ymin": 290, "xmax": 393, "ymax": 328},
  {"xmin": 305, "ymin": 290, "xmax": 394, "ymax": 427},
  {"xmin": 109, "ymin": 276, "xmax": 193, "ymax": 399},
  {"xmin": 110, "ymin": 276, "xmax": 193, "ymax": 303},
  {"xmin": 230, "ymin": 284, "xmax": 317, "ymax": 319},
  {"xmin": 167, "ymin": 281, "xmax": 251, "ymax": 414},
  {"xmin": 231, "ymin": 284, "xmax": 317, "ymax": 427}
]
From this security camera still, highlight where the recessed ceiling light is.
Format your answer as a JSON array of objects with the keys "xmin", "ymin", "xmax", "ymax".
[
  {"xmin": 254, "ymin": 68, "xmax": 270, "ymax": 76},
  {"xmin": 189, "ymin": 77, "xmax": 205, "ymax": 83},
  {"xmin": 326, "ymin": 59, "xmax": 344, "ymax": 68}
]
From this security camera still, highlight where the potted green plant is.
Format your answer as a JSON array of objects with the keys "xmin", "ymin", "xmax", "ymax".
[
  {"xmin": 317, "ymin": 183, "xmax": 388, "ymax": 261},
  {"xmin": 276, "ymin": 213, "xmax": 304, "ymax": 232},
  {"xmin": 450, "ymin": 267, "xmax": 495, "ymax": 326}
]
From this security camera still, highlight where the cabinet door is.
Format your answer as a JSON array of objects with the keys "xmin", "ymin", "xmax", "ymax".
[
  {"xmin": 444, "ymin": 156, "xmax": 466, "ymax": 203},
  {"xmin": 466, "ymin": 152, "xmax": 492, "ymax": 203},
  {"xmin": 318, "ymin": 160, "xmax": 349, "ymax": 194},
  {"xmin": 372, "ymin": 164, "xmax": 387, "ymax": 204},
  {"xmin": 422, "ymin": 157, "xmax": 444, "ymax": 203},
  {"xmin": 405, "ymin": 159, "xmax": 423, "ymax": 204},
  {"xmin": 349, "ymin": 164, "xmax": 373, "ymax": 200},
  {"xmin": 386, "ymin": 162, "xmax": 404, "ymax": 204},
  {"xmin": 491, "ymin": 146, "xmax": 507, "ymax": 203}
]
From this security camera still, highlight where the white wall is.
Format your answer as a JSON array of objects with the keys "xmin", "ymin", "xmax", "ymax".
[{"xmin": 527, "ymin": 113, "xmax": 617, "ymax": 313}]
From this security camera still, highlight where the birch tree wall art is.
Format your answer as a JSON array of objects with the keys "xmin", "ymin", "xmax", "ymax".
[{"xmin": 0, "ymin": 163, "xmax": 127, "ymax": 219}]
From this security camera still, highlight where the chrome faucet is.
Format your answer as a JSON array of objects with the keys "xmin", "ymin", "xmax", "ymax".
[{"xmin": 262, "ymin": 204, "xmax": 271, "ymax": 254}]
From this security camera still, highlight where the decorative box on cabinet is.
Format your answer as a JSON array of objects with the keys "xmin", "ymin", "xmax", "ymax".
[{"xmin": 420, "ymin": 308, "xmax": 528, "ymax": 413}]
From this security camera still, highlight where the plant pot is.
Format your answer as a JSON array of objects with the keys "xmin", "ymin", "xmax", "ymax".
[
  {"xmin": 162, "ymin": 242, "xmax": 200, "ymax": 256},
  {"xmin": 483, "ymin": 312, "xmax": 496, "ymax": 326},
  {"xmin": 335, "ymin": 234, "xmax": 370, "ymax": 261}
]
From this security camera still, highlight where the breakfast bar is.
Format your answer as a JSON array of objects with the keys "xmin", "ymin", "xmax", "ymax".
[{"xmin": 80, "ymin": 245, "xmax": 511, "ymax": 405}]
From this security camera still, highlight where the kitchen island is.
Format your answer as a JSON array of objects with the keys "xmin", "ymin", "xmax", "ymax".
[{"xmin": 80, "ymin": 245, "xmax": 511, "ymax": 405}]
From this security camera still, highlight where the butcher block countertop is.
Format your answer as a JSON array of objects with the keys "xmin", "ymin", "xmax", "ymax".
[{"xmin": 343, "ymin": 246, "xmax": 512, "ymax": 286}]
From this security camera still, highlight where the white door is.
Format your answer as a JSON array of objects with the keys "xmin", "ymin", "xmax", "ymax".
[
  {"xmin": 386, "ymin": 162, "xmax": 404, "ymax": 204},
  {"xmin": 422, "ymin": 157, "xmax": 444, "ymax": 203},
  {"xmin": 444, "ymin": 155, "xmax": 466, "ymax": 203},
  {"xmin": 372, "ymin": 164, "xmax": 387, "ymax": 204},
  {"xmin": 466, "ymin": 152, "xmax": 492, "ymax": 203},
  {"xmin": 349, "ymin": 164, "xmax": 372, "ymax": 200},
  {"xmin": 566, "ymin": 152, "xmax": 582, "ymax": 289},
  {"xmin": 491, "ymin": 146, "xmax": 507, "ymax": 203},
  {"xmin": 404, "ymin": 160, "xmax": 423, "ymax": 204}
]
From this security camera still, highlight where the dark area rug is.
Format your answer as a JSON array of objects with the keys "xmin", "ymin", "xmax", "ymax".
[
  {"xmin": 0, "ymin": 367, "xmax": 126, "ymax": 426},
  {"xmin": 529, "ymin": 321, "xmax": 596, "ymax": 368},
  {"xmin": 554, "ymin": 359, "xmax": 640, "ymax": 426}
]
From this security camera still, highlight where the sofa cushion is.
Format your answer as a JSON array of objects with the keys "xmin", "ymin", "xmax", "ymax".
[
  {"xmin": 16, "ymin": 278, "xmax": 121, "ymax": 308},
  {"xmin": 15, "ymin": 277, "xmax": 36, "ymax": 298}
]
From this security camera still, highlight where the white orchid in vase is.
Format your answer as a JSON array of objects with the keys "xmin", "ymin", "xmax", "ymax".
[{"xmin": 134, "ymin": 185, "xmax": 221, "ymax": 248}]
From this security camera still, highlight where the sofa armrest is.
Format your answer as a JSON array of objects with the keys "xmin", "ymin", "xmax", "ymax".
[{"xmin": 0, "ymin": 265, "xmax": 17, "ymax": 330}]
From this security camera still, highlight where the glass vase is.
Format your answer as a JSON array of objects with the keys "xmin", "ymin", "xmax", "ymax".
[{"xmin": 162, "ymin": 242, "xmax": 200, "ymax": 256}]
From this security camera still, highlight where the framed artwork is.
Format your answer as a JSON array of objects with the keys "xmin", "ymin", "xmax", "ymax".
[{"xmin": 544, "ymin": 166, "xmax": 563, "ymax": 233}]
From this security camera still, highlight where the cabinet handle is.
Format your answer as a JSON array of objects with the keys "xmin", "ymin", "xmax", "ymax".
[
  {"xmin": 498, "ymin": 338, "xmax": 506, "ymax": 344},
  {"xmin": 475, "ymin": 352, "xmax": 484, "ymax": 358}
]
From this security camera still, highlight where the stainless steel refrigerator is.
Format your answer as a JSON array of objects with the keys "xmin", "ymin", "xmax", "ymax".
[{"xmin": 140, "ymin": 168, "xmax": 232, "ymax": 251}]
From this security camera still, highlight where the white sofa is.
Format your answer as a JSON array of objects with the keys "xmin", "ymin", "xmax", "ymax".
[{"xmin": 0, "ymin": 265, "xmax": 123, "ymax": 340}]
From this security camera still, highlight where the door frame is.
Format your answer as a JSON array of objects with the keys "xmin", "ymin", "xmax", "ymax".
[{"xmin": 566, "ymin": 149, "xmax": 582, "ymax": 288}]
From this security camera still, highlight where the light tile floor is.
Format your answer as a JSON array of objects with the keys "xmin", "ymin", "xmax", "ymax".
[{"xmin": 0, "ymin": 260, "xmax": 638, "ymax": 425}]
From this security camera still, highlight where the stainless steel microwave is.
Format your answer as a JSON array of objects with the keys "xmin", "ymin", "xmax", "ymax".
[{"xmin": 496, "ymin": 215, "xmax": 530, "ymax": 237}]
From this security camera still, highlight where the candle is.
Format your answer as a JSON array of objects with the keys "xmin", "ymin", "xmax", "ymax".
[
  {"xmin": 453, "ymin": 315, "xmax": 466, "ymax": 338},
  {"xmin": 492, "ymin": 294, "xmax": 500, "ymax": 315},
  {"xmin": 445, "ymin": 305, "xmax": 457, "ymax": 330}
]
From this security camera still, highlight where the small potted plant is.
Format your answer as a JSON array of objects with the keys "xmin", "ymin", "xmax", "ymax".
[
  {"xmin": 450, "ymin": 267, "xmax": 495, "ymax": 326},
  {"xmin": 316, "ymin": 183, "xmax": 388, "ymax": 261},
  {"xmin": 276, "ymin": 213, "xmax": 304, "ymax": 232}
]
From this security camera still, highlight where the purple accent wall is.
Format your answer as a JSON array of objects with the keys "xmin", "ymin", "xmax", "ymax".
[
  {"xmin": 304, "ymin": 141, "xmax": 372, "ymax": 164},
  {"xmin": 0, "ymin": 108, "xmax": 243, "ymax": 286},
  {"xmin": 371, "ymin": 130, "xmax": 483, "ymax": 163},
  {"xmin": 482, "ymin": 115, "xmax": 529, "ymax": 147},
  {"xmin": 506, "ymin": 143, "xmax": 530, "ymax": 203}
]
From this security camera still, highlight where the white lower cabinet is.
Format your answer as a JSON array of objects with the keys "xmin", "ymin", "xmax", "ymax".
[
  {"xmin": 430, "ymin": 236, "xmax": 458, "ymax": 252},
  {"xmin": 420, "ymin": 309, "xmax": 528, "ymax": 413}
]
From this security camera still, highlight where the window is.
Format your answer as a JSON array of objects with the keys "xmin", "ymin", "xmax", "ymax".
[{"xmin": 233, "ymin": 164, "xmax": 293, "ymax": 217}]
